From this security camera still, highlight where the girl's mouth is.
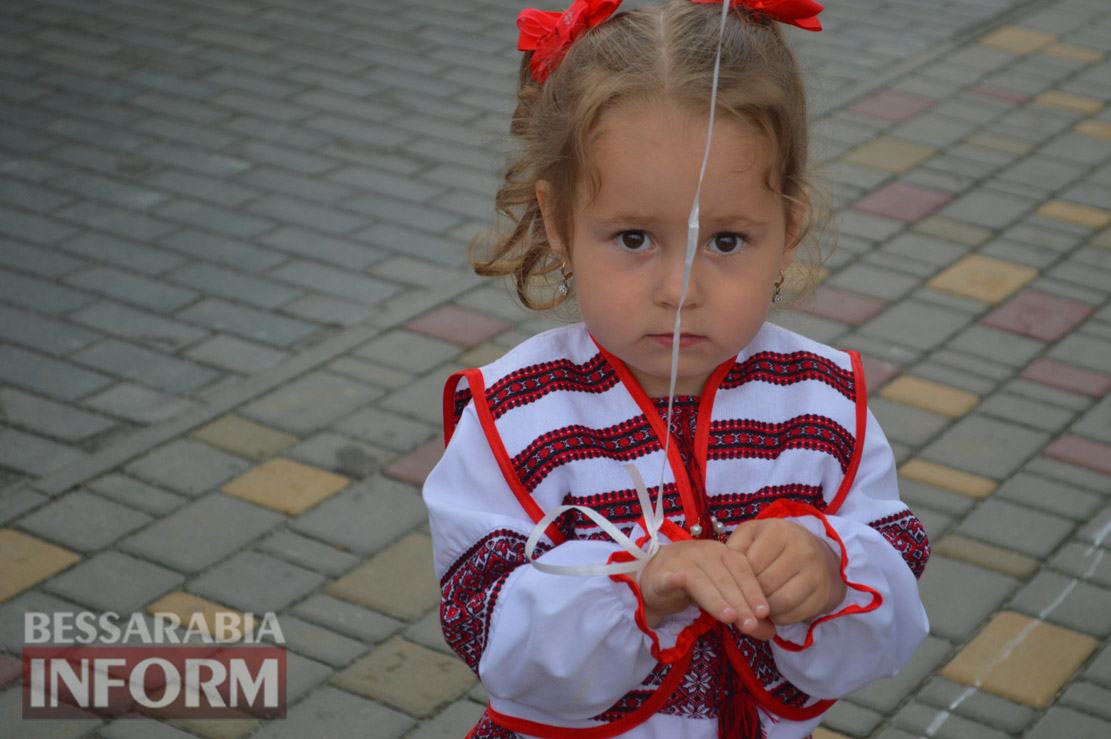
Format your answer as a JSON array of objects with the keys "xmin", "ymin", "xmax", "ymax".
[{"xmin": 648, "ymin": 333, "xmax": 706, "ymax": 348}]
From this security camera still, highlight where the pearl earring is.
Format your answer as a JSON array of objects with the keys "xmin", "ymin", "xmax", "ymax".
[
  {"xmin": 557, "ymin": 266, "xmax": 573, "ymax": 296},
  {"xmin": 772, "ymin": 272, "xmax": 785, "ymax": 304}
]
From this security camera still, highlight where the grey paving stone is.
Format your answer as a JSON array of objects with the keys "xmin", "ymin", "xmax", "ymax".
[
  {"xmin": 0, "ymin": 427, "xmax": 85, "ymax": 477},
  {"xmin": 378, "ymin": 367, "xmax": 460, "ymax": 426},
  {"xmin": 17, "ymin": 490, "xmax": 151, "ymax": 553},
  {"xmin": 996, "ymin": 472, "xmax": 1103, "ymax": 521},
  {"xmin": 869, "ymin": 397, "xmax": 951, "ymax": 447},
  {"xmin": 354, "ymin": 330, "xmax": 461, "ymax": 372},
  {"xmin": 238, "ymin": 166, "xmax": 353, "ymax": 204},
  {"xmin": 0, "ymin": 486, "xmax": 48, "ymax": 527},
  {"xmin": 269, "ymin": 259, "xmax": 402, "ymax": 306},
  {"xmin": 1087, "ymin": 643, "xmax": 1111, "ymax": 688},
  {"xmin": 894, "ymin": 700, "xmax": 1012, "ymax": 739},
  {"xmin": 236, "ymin": 141, "xmax": 339, "ymax": 175},
  {"xmin": 84, "ymin": 382, "xmax": 200, "ymax": 424},
  {"xmin": 125, "ymin": 438, "xmax": 251, "ymax": 497},
  {"xmin": 1061, "ymin": 682, "xmax": 1111, "ymax": 722},
  {"xmin": 260, "ymin": 225, "xmax": 384, "ymax": 271},
  {"xmin": 1026, "ymin": 705, "xmax": 1111, "ymax": 739},
  {"xmin": 57, "ymin": 231, "xmax": 185, "ymax": 276},
  {"xmin": 0, "ymin": 685, "xmax": 102, "ymax": 737},
  {"xmin": 0, "ymin": 589, "xmax": 81, "ymax": 653},
  {"xmin": 71, "ymin": 339, "xmax": 218, "ymax": 394},
  {"xmin": 188, "ymin": 550, "xmax": 325, "ymax": 613},
  {"xmin": 285, "ymin": 432, "xmax": 392, "ymax": 479},
  {"xmin": 0, "ymin": 268, "xmax": 92, "ymax": 315},
  {"xmin": 957, "ymin": 497, "xmax": 1074, "ymax": 559},
  {"xmin": 178, "ymin": 298, "xmax": 317, "ymax": 348},
  {"xmin": 87, "ymin": 474, "xmax": 187, "ymax": 515},
  {"xmin": 917, "ymin": 678, "xmax": 1037, "ymax": 735},
  {"xmin": 402, "ymin": 608, "xmax": 453, "ymax": 657},
  {"xmin": 923, "ymin": 414, "xmax": 1050, "ymax": 479},
  {"xmin": 405, "ymin": 700, "xmax": 487, "ymax": 739},
  {"xmin": 1050, "ymin": 542, "xmax": 1111, "ymax": 589},
  {"xmin": 1010, "ymin": 571, "xmax": 1111, "ymax": 637},
  {"xmin": 858, "ymin": 299, "xmax": 971, "ymax": 351},
  {"xmin": 44, "ymin": 551, "xmax": 184, "ymax": 614},
  {"xmin": 121, "ymin": 493, "xmax": 284, "ymax": 573},
  {"xmin": 257, "ymin": 529, "xmax": 361, "ymax": 577},
  {"xmin": 355, "ymin": 221, "xmax": 468, "ymax": 266},
  {"xmin": 69, "ymin": 300, "xmax": 207, "ymax": 352},
  {"xmin": 241, "ymin": 371, "xmax": 381, "ymax": 435},
  {"xmin": 0, "ymin": 240, "xmax": 85, "ymax": 279},
  {"xmin": 146, "ymin": 169, "xmax": 260, "ymax": 206},
  {"xmin": 977, "ymin": 391, "xmax": 1075, "ymax": 433},
  {"xmin": 155, "ymin": 198, "xmax": 274, "ymax": 238},
  {"xmin": 284, "ymin": 651, "xmax": 333, "ymax": 703},
  {"xmin": 183, "ymin": 334, "xmax": 289, "ymax": 375},
  {"xmin": 290, "ymin": 475, "xmax": 426, "ymax": 556},
  {"xmin": 820, "ymin": 698, "xmax": 884, "ymax": 737},
  {"xmin": 99, "ymin": 718, "xmax": 198, "ymax": 739},
  {"xmin": 917, "ymin": 555, "xmax": 1018, "ymax": 641},
  {"xmin": 141, "ymin": 141, "xmax": 252, "ymax": 178},
  {"xmin": 48, "ymin": 170, "xmax": 170, "ymax": 211},
  {"xmin": 334, "ymin": 407, "xmax": 436, "ymax": 453},
  {"xmin": 251, "ymin": 686, "xmax": 414, "ymax": 739},
  {"xmin": 65, "ymin": 266, "xmax": 197, "ymax": 313},
  {"xmin": 274, "ymin": 614, "xmax": 366, "ymax": 667},
  {"xmin": 0, "ymin": 386, "xmax": 114, "ymax": 442},
  {"xmin": 281, "ymin": 293, "xmax": 370, "ymax": 326},
  {"xmin": 291, "ymin": 593, "xmax": 403, "ymax": 644},
  {"xmin": 168, "ymin": 262, "xmax": 299, "ymax": 310},
  {"xmin": 1047, "ymin": 333, "xmax": 1111, "ymax": 375},
  {"xmin": 1028, "ymin": 458, "xmax": 1111, "ymax": 496}
]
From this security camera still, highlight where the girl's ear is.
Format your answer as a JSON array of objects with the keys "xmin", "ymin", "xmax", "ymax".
[
  {"xmin": 783, "ymin": 187, "xmax": 810, "ymax": 265},
  {"xmin": 536, "ymin": 180, "xmax": 568, "ymax": 263}
]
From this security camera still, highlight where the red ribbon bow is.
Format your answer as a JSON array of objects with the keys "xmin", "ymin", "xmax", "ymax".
[
  {"xmin": 689, "ymin": 0, "xmax": 824, "ymax": 31},
  {"xmin": 517, "ymin": 0, "xmax": 621, "ymax": 83}
]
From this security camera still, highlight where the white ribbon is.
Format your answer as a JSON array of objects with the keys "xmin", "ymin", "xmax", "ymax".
[{"xmin": 525, "ymin": 0, "xmax": 730, "ymax": 577}]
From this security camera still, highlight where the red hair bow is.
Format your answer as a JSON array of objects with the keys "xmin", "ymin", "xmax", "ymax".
[
  {"xmin": 689, "ymin": 0, "xmax": 824, "ymax": 32},
  {"xmin": 517, "ymin": 0, "xmax": 621, "ymax": 83}
]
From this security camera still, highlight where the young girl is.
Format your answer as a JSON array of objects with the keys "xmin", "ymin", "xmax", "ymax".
[{"xmin": 423, "ymin": 2, "xmax": 931, "ymax": 737}]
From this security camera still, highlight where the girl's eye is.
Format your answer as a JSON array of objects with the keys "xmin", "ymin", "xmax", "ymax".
[
  {"xmin": 617, "ymin": 231, "xmax": 650, "ymax": 251},
  {"xmin": 708, "ymin": 233, "xmax": 744, "ymax": 254}
]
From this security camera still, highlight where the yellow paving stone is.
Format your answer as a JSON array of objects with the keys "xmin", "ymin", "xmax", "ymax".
[
  {"xmin": 933, "ymin": 535, "xmax": 1040, "ymax": 579},
  {"xmin": 813, "ymin": 729, "xmax": 852, "ymax": 739},
  {"xmin": 1034, "ymin": 90, "xmax": 1105, "ymax": 114},
  {"xmin": 147, "ymin": 591, "xmax": 257, "ymax": 643},
  {"xmin": 459, "ymin": 342, "xmax": 507, "ymax": 367},
  {"xmin": 979, "ymin": 25, "xmax": 1056, "ymax": 54},
  {"xmin": 166, "ymin": 718, "xmax": 258, "ymax": 739},
  {"xmin": 222, "ymin": 458, "xmax": 349, "ymax": 515},
  {"xmin": 880, "ymin": 375, "xmax": 980, "ymax": 418},
  {"xmin": 332, "ymin": 636, "xmax": 475, "ymax": 718},
  {"xmin": 1037, "ymin": 199, "xmax": 1111, "ymax": 229},
  {"xmin": 327, "ymin": 532, "xmax": 439, "ymax": 621},
  {"xmin": 1076, "ymin": 118, "xmax": 1111, "ymax": 141},
  {"xmin": 943, "ymin": 611, "xmax": 1098, "ymax": 707},
  {"xmin": 913, "ymin": 216, "xmax": 993, "ymax": 246},
  {"xmin": 0, "ymin": 529, "xmax": 80, "ymax": 603},
  {"xmin": 964, "ymin": 132, "xmax": 1032, "ymax": 155},
  {"xmin": 1041, "ymin": 43, "xmax": 1104, "ymax": 64},
  {"xmin": 191, "ymin": 415, "xmax": 296, "ymax": 461},
  {"xmin": 899, "ymin": 459, "xmax": 996, "ymax": 498},
  {"xmin": 842, "ymin": 136, "xmax": 936, "ymax": 173},
  {"xmin": 926, "ymin": 254, "xmax": 1037, "ymax": 304}
]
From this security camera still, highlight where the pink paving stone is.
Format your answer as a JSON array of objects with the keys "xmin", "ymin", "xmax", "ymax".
[
  {"xmin": 967, "ymin": 85, "xmax": 1030, "ymax": 104},
  {"xmin": 1021, "ymin": 359, "xmax": 1111, "ymax": 398},
  {"xmin": 982, "ymin": 289, "xmax": 1093, "ymax": 341},
  {"xmin": 1044, "ymin": 436, "xmax": 1111, "ymax": 476},
  {"xmin": 804, "ymin": 285, "xmax": 887, "ymax": 326},
  {"xmin": 406, "ymin": 305, "xmax": 513, "ymax": 346},
  {"xmin": 859, "ymin": 355, "xmax": 902, "ymax": 393},
  {"xmin": 851, "ymin": 181, "xmax": 952, "ymax": 223},
  {"xmin": 0, "ymin": 654, "xmax": 19, "ymax": 689},
  {"xmin": 384, "ymin": 439, "xmax": 444, "ymax": 486},
  {"xmin": 847, "ymin": 90, "xmax": 934, "ymax": 122}
]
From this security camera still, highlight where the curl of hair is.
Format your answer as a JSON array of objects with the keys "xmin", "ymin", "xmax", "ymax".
[{"xmin": 471, "ymin": 0, "xmax": 828, "ymax": 311}]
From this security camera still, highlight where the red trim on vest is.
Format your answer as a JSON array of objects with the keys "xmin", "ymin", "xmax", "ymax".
[{"xmin": 826, "ymin": 350, "xmax": 867, "ymax": 515}]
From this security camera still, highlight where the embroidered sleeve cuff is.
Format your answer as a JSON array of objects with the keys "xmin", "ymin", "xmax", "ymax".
[{"xmin": 755, "ymin": 499, "xmax": 883, "ymax": 652}]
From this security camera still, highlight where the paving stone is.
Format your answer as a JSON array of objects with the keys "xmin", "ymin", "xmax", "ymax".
[
  {"xmin": 383, "ymin": 439, "xmax": 444, "ymax": 486},
  {"xmin": 240, "ymin": 371, "xmax": 381, "ymax": 435},
  {"xmin": 184, "ymin": 334, "xmax": 289, "ymax": 375},
  {"xmin": 0, "ymin": 529, "xmax": 80, "ymax": 604},
  {"xmin": 406, "ymin": 305, "xmax": 514, "ymax": 347},
  {"xmin": 979, "ymin": 25, "xmax": 1057, "ymax": 54},
  {"xmin": 84, "ymin": 382, "xmax": 200, "ymax": 424},
  {"xmin": 327, "ymin": 532, "xmax": 439, "ymax": 621},
  {"xmin": 850, "ymin": 634, "xmax": 950, "ymax": 712},
  {"xmin": 1048, "ymin": 332, "xmax": 1111, "ymax": 375},
  {"xmin": 284, "ymin": 432, "xmax": 393, "ymax": 479},
  {"xmin": 404, "ymin": 700, "xmax": 486, "ymax": 739},
  {"xmin": 892, "ymin": 699, "xmax": 1012, "ymax": 739},
  {"xmin": 852, "ymin": 181, "xmax": 951, "ymax": 223},
  {"xmin": 87, "ymin": 474, "xmax": 187, "ymax": 515},
  {"xmin": 1037, "ymin": 199, "xmax": 1111, "ymax": 229},
  {"xmin": 868, "ymin": 397, "xmax": 950, "ymax": 447},
  {"xmin": 290, "ymin": 475, "xmax": 427, "ymax": 556},
  {"xmin": 918, "ymin": 555, "xmax": 1018, "ymax": 640},
  {"xmin": 178, "ymin": 298, "xmax": 318, "ymax": 349},
  {"xmin": 978, "ymin": 390, "xmax": 1075, "ymax": 433},
  {"xmin": 99, "ymin": 718, "xmax": 199, "ymax": 739},
  {"xmin": 279, "ymin": 293, "xmax": 370, "ymax": 326},
  {"xmin": 0, "ymin": 387, "xmax": 114, "ymax": 442},
  {"xmin": 326, "ymin": 357, "xmax": 412, "ymax": 390},
  {"xmin": 0, "ymin": 426, "xmax": 85, "ymax": 476},
  {"xmin": 880, "ymin": 374, "xmax": 979, "ymax": 418},
  {"xmin": 256, "ymin": 529, "xmax": 360, "ymax": 577},
  {"xmin": 944, "ymin": 611, "xmax": 1098, "ymax": 708},
  {"xmin": 946, "ymin": 324, "xmax": 1045, "ymax": 367},
  {"xmin": 899, "ymin": 458, "xmax": 996, "ymax": 498},
  {"xmin": 1027, "ymin": 705, "xmax": 1111, "ymax": 739},
  {"xmin": 933, "ymin": 534, "xmax": 1040, "ymax": 579},
  {"xmin": 145, "ymin": 591, "xmax": 254, "ymax": 644},
  {"xmin": 857, "ymin": 300, "xmax": 969, "ymax": 350},
  {"xmin": 72, "ymin": 339, "xmax": 219, "ymax": 394},
  {"xmin": 958, "ymin": 496, "xmax": 1074, "ymax": 559},
  {"xmin": 0, "ymin": 684, "xmax": 103, "ymax": 736},
  {"xmin": 0, "ymin": 343, "xmax": 112, "ymax": 401},
  {"xmin": 292, "ymin": 593, "xmax": 403, "ymax": 644},
  {"xmin": 70, "ymin": 299, "xmax": 208, "ymax": 352},
  {"xmin": 982, "ymin": 288, "xmax": 1093, "ymax": 341},
  {"xmin": 332, "ymin": 636, "xmax": 475, "ymax": 719},
  {"xmin": 0, "ymin": 303, "xmax": 100, "ymax": 356},
  {"xmin": 996, "ymin": 471, "xmax": 1103, "ymax": 521},
  {"xmin": 1014, "ymin": 558, "xmax": 1111, "ymax": 623},
  {"xmin": 924, "ymin": 414, "xmax": 1049, "ymax": 479},
  {"xmin": 925, "ymin": 254, "xmax": 1037, "ymax": 304},
  {"xmin": 251, "ymin": 686, "xmax": 413, "ymax": 739},
  {"xmin": 168, "ymin": 262, "xmax": 299, "ymax": 310},
  {"xmin": 121, "ymin": 493, "xmax": 283, "ymax": 573},
  {"xmin": 1077, "ymin": 118, "xmax": 1111, "ymax": 139},
  {"xmin": 125, "ymin": 439, "xmax": 251, "ymax": 497},
  {"xmin": 188, "ymin": 550, "xmax": 324, "ymax": 613},
  {"xmin": 272, "ymin": 614, "xmax": 366, "ymax": 667},
  {"xmin": 191, "ymin": 415, "xmax": 297, "ymax": 461},
  {"xmin": 17, "ymin": 490, "xmax": 151, "ymax": 553},
  {"xmin": 797, "ymin": 285, "xmax": 887, "ymax": 326},
  {"xmin": 1044, "ymin": 435, "xmax": 1111, "ymax": 475},
  {"xmin": 1035, "ymin": 90, "xmax": 1106, "ymax": 115},
  {"xmin": 223, "ymin": 458, "xmax": 350, "ymax": 516},
  {"xmin": 913, "ymin": 216, "xmax": 993, "ymax": 246},
  {"xmin": 842, "ymin": 136, "xmax": 936, "ymax": 173},
  {"xmin": 44, "ymin": 550, "xmax": 182, "ymax": 613},
  {"xmin": 819, "ymin": 698, "xmax": 884, "ymax": 737},
  {"xmin": 331, "ymin": 409, "xmax": 436, "ymax": 456},
  {"xmin": 1073, "ymin": 394, "xmax": 1111, "ymax": 446},
  {"xmin": 917, "ymin": 677, "xmax": 1038, "ymax": 734},
  {"xmin": 163, "ymin": 716, "xmax": 255, "ymax": 739},
  {"xmin": 282, "ymin": 651, "xmax": 332, "ymax": 703}
]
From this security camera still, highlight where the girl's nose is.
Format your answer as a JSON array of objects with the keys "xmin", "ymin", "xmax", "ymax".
[{"xmin": 653, "ymin": 248, "xmax": 700, "ymax": 309}]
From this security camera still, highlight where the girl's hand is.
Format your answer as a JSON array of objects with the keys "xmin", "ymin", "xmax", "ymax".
[
  {"xmin": 726, "ymin": 519, "xmax": 847, "ymax": 626},
  {"xmin": 639, "ymin": 539, "xmax": 775, "ymax": 640}
]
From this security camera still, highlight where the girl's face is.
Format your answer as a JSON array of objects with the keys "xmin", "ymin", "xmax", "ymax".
[{"xmin": 539, "ymin": 100, "xmax": 799, "ymax": 397}]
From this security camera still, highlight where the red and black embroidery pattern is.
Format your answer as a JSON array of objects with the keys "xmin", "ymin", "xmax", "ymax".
[
  {"xmin": 467, "ymin": 711, "xmax": 519, "ymax": 738},
  {"xmin": 513, "ymin": 417, "xmax": 661, "ymax": 492},
  {"xmin": 486, "ymin": 354, "xmax": 617, "ymax": 420},
  {"xmin": 707, "ymin": 485, "xmax": 826, "ymax": 524},
  {"xmin": 708, "ymin": 415, "xmax": 854, "ymax": 472},
  {"xmin": 722, "ymin": 351, "xmax": 855, "ymax": 401},
  {"xmin": 452, "ymin": 385, "xmax": 473, "ymax": 426},
  {"xmin": 733, "ymin": 633, "xmax": 812, "ymax": 710},
  {"xmin": 560, "ymin": 486, "xmax": 686, "ymax": 540},
  {"xmin": 871, "ymin": 510, "xmax": 931, "ymax": 579},
  {"xmin": 441, "ymin": 530, "xmax": 545, "ymax": 673}
]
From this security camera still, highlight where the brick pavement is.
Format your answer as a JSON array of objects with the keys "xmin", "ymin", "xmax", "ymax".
[{"xmin": 0, "ymin": 0, "xmax": 1109, "ymax": 736}]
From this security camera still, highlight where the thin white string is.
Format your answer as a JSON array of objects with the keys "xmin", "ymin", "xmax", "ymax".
[{"xmin": 525, "ymin": 0, "xmax": 730, "ymax": 577}]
